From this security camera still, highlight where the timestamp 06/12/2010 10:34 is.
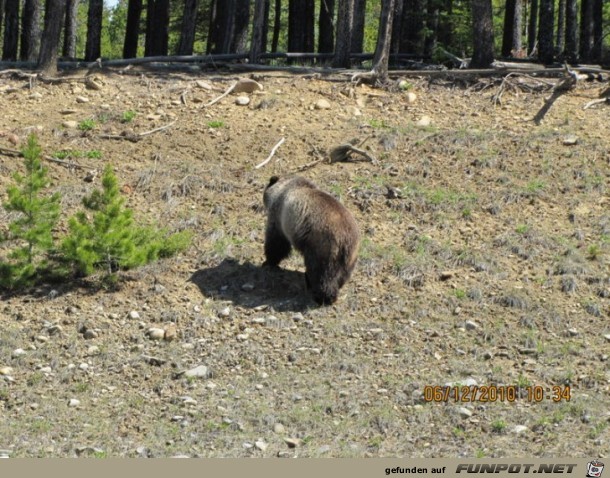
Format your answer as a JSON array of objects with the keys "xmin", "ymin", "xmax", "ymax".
[{"xmin": 423, "ymin": 384, "xmax": 571, "ymax": 403}]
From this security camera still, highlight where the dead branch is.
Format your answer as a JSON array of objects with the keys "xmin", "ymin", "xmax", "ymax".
[
  {"xmin": 533, "ymin": 64, "xmax": 582, "ymax": 125},
  {"xmin": 583, "ymin": 97, "xmax": 610, "ymax": 109},
  {"xmin": 255, "ymin": 137, "xmax": 286, "ymax": 169},
  {"xmin": 0, "ymin": 146, "xmax": 21, "ymax": 156},
  {"xmin": 97, "ymin": 120, "xmax": 177, "ymax": 142},
  {"xmin": 44, "ymin": 155, "xmax": 95, "ymax": 170},
  {"xmin": 204, "ymin": 82, "xmax": 237, "ymax": 107}
]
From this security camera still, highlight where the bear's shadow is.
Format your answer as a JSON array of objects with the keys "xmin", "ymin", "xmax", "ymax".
[{"xmin": 189, "ymin": 258, "xmax": 314, "ymax": 312}]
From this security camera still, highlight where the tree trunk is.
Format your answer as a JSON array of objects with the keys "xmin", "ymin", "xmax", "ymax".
[
  {"xmin": 21, "ymin": 0, "xmax": 41, "ymax": 61},
  {"xmin": 177, "ymin": 0, "xmax": 198, "ymax": 55},
  {"xmin": 0, "ymin": 1, "xmax": 4, "ymax": 52},
  {"xmin": 85, "ymin": 0, "xmax": 103, "ymax": 61},
  {"xmin": 38, "ymin": 0, "xmax": 67, "ymax": 75},
  {"xmin": 400, "ymin": 0, "xmax": 426, "ymax": 54},
  {"xmin": 370, "ymin": 0, "xmax": 395, "ymax": 82},
  {"xmin": 564, "ymin": 0, "xmax": 577, "ymax": 62},
  {"xmin": 333, "ymin": 0, "xmax": 354, "ymax": 67},
  {"xmin": 2, "ymin": 0, "xmax": 19, "ymax": 61},
  {"xmin": 527, "ymin": 0, "xmax": 538, "ymax": 55},
  {"xmin": 63, "ymin": 0, "xmax": 79, "ymax": 58},
  {"xmin": 592, "ymin": 0, "xmax": 602, "ymax": 61},
  {"xmin": 288, "ymin": 0, "xmax": 314, "ymax": 53},
  {"xmin": 209, "ymin": 0, "xmax": 234, "ymax": 53},
  {"xmin": 438, "ymin": 0, "xmax": 453, "ymax": 50},
  {"xmin": 271, "ymin": 0, "xmax": 280, "ymax": 52},
  {"xmin": 318, "ymin": 0, "xmax": 334, "ymax": 53},
  {"xmin": 232, "ymin": 0, "xmax": 250, "ymax": 54},
  {"xmin": 537, "ymin": 0, "xmax": 553, "ymax": 63},
  {"xmin": 579, "ymin": 0, "xmax": 593, "ymax": 61},
  {"xmin": 262, "ymin": 0, "xmax": 270, "ymax": 52},
  {"xmin": 513, "ymin": 0, "xmax": 522, "ymax": 55},
  {"xmin": 471, "ymin": 0, "xmax": 494, "ymax": 68},
  {"xmin": 250, "ymin": 0, "xmax": 267, "ymax": 62},
  {"xmin": 351, "ymin": 0, "xmax": 365, "ymax": 53},
  {"xmin": 390, "ymin": 0, "xmax": 403, "ymax": 54},
  {"xmin": 423, "ymin": 2, "xmax": 438, "ymax": 57},
  {"xmin": 555, "ymin": 0, "xmax": 565, "ymax": 54},
  {"xmin": 145, "ymin": 0, "xmax": 170, "ymax": 56},
  {"xmin": 502, "ymin": 0, "xmax": 516, "ymax": 57}
]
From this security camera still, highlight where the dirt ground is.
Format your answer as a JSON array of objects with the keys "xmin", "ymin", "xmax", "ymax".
[{"xmin": 0, "ymin": 66, "xmax": 608, "ymax": 458}]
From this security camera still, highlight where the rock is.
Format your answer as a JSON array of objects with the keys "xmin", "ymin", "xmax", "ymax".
[
  {"xmin": 440, "ymin": 270, "xmax": 456, "ymax": 280},
  {"xmin": 291, "ymin": 313, "xmax": 304, "ymax": 323},
  {"xmin": 346, "ymin": 106, "xmax": 362, "ymax": 116},
  {"xmin": 0, "ymin": 449, "xmax": 10, "ymax": 458},
  {"xmin": 85, "ymin": 77, "xmax": 104, "ymax": 90},
  {"xmin": 465, "ymin": 320, "xmax": 479, "ymax": 330},
  {"xmin": 0, "ymin": 367, "xmax": 14, "ymax": 376},
  {"xmin": 183, "ymin": 365, "xmax": 210, "ymax": 379},
  {"xmin": 62, "ymin": 120, "xmax": 79, "ymax": 129},
  {"xmin": 563, "ymin": 136, "xmax": 578, "ymax": 145},
  {"xmin": 235, "ymin": 96, "xmax": 250, "ymax": 106},
  {"xmin": 86, "ymin": 346, "xmax": 100, "ymax": 356},
  {"xmin": 75, "ymin": 96, "xmax": 90, "ymax": 104},
  {"xmin": 128, "ymin": 311, "xmax": 141, "ymax": 320},
  {"xmin": 83, "ymin": 329, "xmax": 98, "ymax": 340},
  {"xmin": 458, "ymin": 407, "xmax": 473, "ymax": 418},
  {"xmin": 315, "ymin": 99, "xmax": 331, "ymax": 110},
  {"xmin": 567, "ymin": 328, "xmax": 579, "ymax": 336},
  {"xmin": 47, "ymin": 324, "xmax": 63, "ymax": 335},
  {"xmin": 416, "ymin": 115, "xmax": 432, "ymax": 127},
  {"xmin": 68, "ymin": 398, "xmax": 81, "ymax": 407},
  {"xmin": 79, "ymin": 363, "xmax": 89, "ymax": 371},
  {"xmin": 29, "ymin": 92, "xmax": 43, "ymax": 99},
  {"xmin": 604, "ymin": 334, "xmax": 610, "ymax": 342},
  {"xmin": 146, "ymin": 328, "xmax": 165, "ymax": 340},
  {"xmin": 218, "ymin": 307, "xmax": 231, "ymax": 318},
  {"xmin": 405, "ymin": 91, "xmax": 417, "ymax": 103},
  {"xmin": 236, "ymin": 333, "xmax": 249, "ymax": 341},
  {"xmin": 195, "ymin": 80, "xmax": 214, "ymax": 90},
  {"xmin": 164, "ymin": 324, "xmax": 177, "ymax": 342},
  {"xmin": 512, "ymin": 425, "xmax": 528, "ymax": 434},
  {"xmin": 255, "ymin": 440, "xmax": 268, "ymax": 451},
  {"xmin": 233, "ymin": 78, "xmax": 263, "ymax": 94},
  {"xmin": 12, "ymin": 348, "xmax": 26, "ymax": 358},
  {"xmin": 273, "ymin": 423, "xmax": 286, "ymax": 434},
  {"xmin": 284, "ymin": 438, "xmax": 301, "ymax": 448}
]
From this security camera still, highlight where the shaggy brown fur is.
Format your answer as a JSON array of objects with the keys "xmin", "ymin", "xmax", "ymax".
[{"xmin": 263, "ymin": 176, "xmax": 360, "ymax": 305}]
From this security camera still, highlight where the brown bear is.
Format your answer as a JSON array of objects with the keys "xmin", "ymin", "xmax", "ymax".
[{"xmin": 263, "ymin": 175, "xmax": 360, "ymax": 305}]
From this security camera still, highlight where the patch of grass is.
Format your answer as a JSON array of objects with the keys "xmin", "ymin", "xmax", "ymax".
[
  {"xmin": 121, "ymin": 110, "xmax": 137, "ymax": 123},
  {"xmin": 207, "ymin": 120, "xmax": 225, "ymax": 128},
  {"xmin": 587, "ymin": 244, "xmax": 602, "ymax": 260},
  {"xmin": 453, "ymin": 289, "xmax": 467, "ymax": 300},
  {"xmin": 491, "ymin": 419, "xmax": 507, "ymax": 433},
  {"xmin": 78, "ymin": 118, "xmax": 97, "ymax": 131},
  {"xmin": 368, "ymin": 118, "xmax": 392, "ymax": 129},
  {"xmin": 515, "ymin": 224, "xmax": 530, "ymax": 234},
  {"xmin": 54, "ymin": 150, "xmax": 102, "ymax": 160}
]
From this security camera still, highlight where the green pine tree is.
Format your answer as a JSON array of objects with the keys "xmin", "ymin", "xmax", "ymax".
[
  {"xmin": 0, "ymin": 135, "xmax": 61, "ymax": 289},
  {"xmin": 62, "ymin": 164, "xmax": 191, "ymax": 279}
]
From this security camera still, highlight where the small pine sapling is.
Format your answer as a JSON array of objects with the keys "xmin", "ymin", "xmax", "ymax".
[
  {"xmin": 62, "ymin": 164, "xmax": 191, "ymax": 279},
  {"xmin": 0, "ymin": 135, "xmax": 61, "ymax": 289}
]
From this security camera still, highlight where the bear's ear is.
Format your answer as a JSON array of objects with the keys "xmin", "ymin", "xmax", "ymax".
[{"xmin": 268, "ymin": 176, "xmax": 280, "ymax": 187}]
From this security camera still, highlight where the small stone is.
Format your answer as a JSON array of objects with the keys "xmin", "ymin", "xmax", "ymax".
[
  {"xmin": 164, "ymin": 324, "xmax": 177, "ymax": 342},
  {"xmin": 273, "ymin": 423, "xmax": 286, "ymax": 434},
  {"xmin": 183, "ymin": 365, "xmax": 210, "ymax": 379},
  {"xmin": 146, "ymin": 328, "xmax": 165, "ymax": 340},
  {"xmin": 458, "ymin": 407, "xmax": 473, "ymax": 418},
  {"xmin": 181, "ymin": 397, "xmax": 198, "ymax": 406},
  {"xmin": 604, "ymin": 334, "xmax": 610, "ymax": 342},
  {"xmin": 405, "ymin": 91, "xmax": 417, "ymax": 103},
  {"xmin": 291, "ymin": 313, "xmax": 304, "ymax": 322},
  {"xmin": 236, "ymin": 333, "xmax": 249, "ymax": 341},
  {"xmin": 315, "ymin": 99, "xmax": 331, "ymax": 110},
  {"xmin": 47, "ymin": 324, "xmax": 63, "ymax": 335},
  {"xmin": 255, "ymin": 440, "xmax": 268, "ymax": 451},
  {"xmin": 129, "ymin": 311, "xmax": 141, "ymax": 320},
  {"xmin": 83, "ymin": 329, "xmax": 98, "ymax": 340},
  {"xmin": 567, "ymin": 328, "xmax": 579, "ymax": 336},
  {"xmin": 29, "ymin": 92, "xmax": 43, "ymax": 99},
  {"xmin": 241, "ymin": 283, "xmax": 255, "ymax": 292},
  {"xmin": 79, "ymin": 363, "xmax": 89, "ymax": 371},
  {"xmin": 68, "ymin": 398, "xmax": 81, "ymax": 407},
  {"xmin": 195, "ymin": 80, "xmax": 214, "ymax": 90},
  {"xmin": 512, "ymin": 425, "xmax": 528, "ymax": 434},
  {"xmin": 235, "ymin": 96, "xmax": 250, "ymax": 106},
  {"xmin": 87, "ymin": 346, "xmax": 100, "ymax": 356},
  {"xmin": 75, "ymin": 96, "xmax": 90, "ymax": 103},
  {"xmin": 465, "ymin": 320, "xmax": 479, "ymax": 330},
  {"xmin": 416, "ymin": 115, "xmax": 432, "ymax": 127},
  {"xmin": 562, "ymin": 136, "xmax": 578, "ymax": 145},
  {"xmin": 85, "ymin": 77, "xmax": 104, "ymax": 90},
  {"xmin": 12, "ymin": 348, "xmax": 26, "ymax": 358},
  {"xmin": 218, "ymin": 307, "xmax": 231, "ymax": 318},
  {"xmin": 0, "ymin": 367, "xmax": 14, "ymax": 376},
  {"xmin": 233, "ymin": 78, "xmax": 263, "ymax": 94},
  {"xmin": 62, "ymin": 120, "xmax": 79, "ymax": 129},
  {"xmin": 284, "ymin": 437, "xmax": 301, "ymax": 448}
]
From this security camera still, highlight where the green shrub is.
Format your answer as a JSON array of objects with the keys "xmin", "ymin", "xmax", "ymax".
[
  {"xmin": 62, "ymin": 164, "xmax": 191, "ymax": 278},
  {"xmin": 0, "ymin": 135, "xmax": 60, "ymax": 289}
]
